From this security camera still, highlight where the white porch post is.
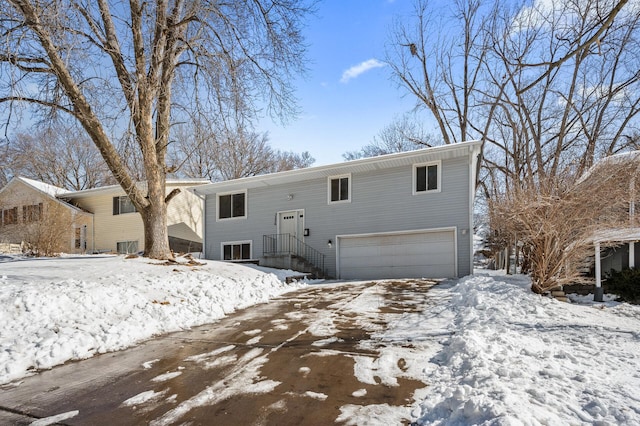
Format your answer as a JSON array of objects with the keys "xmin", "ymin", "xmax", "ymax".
[
  {"xmin": 630, "ymin": 242, "xmax": 635, "ymax": 269},
  {"xmin": 594, "ymin": 242, "xmax": 604, "ymax": 302}
]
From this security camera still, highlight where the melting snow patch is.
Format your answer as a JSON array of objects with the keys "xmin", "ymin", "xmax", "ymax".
[
  {"xmin": 246, "ymin": 335, "xmax": 263, "ymax": 345},
  {"xmin": 311, "ymin": 336, "xmax": 342, "ymax": 347},
  {"xmin": 142, "ymin": 358, "xmax": 160, "ymax": 369},
  {"xmin": 352, "ymin": 388, "xmax": 367, "ymax": 397},
  {"xmin": 152, "ymin": 371, "xmax": 182, "ymax": 382},
  {"xmin": 304, "ymin": 391, "xmax": 328, "ymax": 400},
  {"xmin": 121, "ymin": 390, "xmax": 167, "ymax": 407},
  {"xmin": 30, "ymin": 411, "xmax": 79, "ymax": 426}
]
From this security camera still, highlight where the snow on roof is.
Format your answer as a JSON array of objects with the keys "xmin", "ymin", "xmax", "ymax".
[
  {"xmin": 17, "ymin": 177, "xmax": 69, "ymax": 197},
  {"xmin": 61, "ymin": 179, "xmax": 210, "ymax": 198},
  {"xmin": 577, "ymin": 150, "xmax": 640, "ymax": 184},
  {"xmin": 590, "ymin": 227, "xmax": 640, "ymax": 243}
]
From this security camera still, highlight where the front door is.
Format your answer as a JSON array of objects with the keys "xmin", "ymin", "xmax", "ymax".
[{"xmin": 278, "ymin": 210, "xmax": 304, "ymax": 254}]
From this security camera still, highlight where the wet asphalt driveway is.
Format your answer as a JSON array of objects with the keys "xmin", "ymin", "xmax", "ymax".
[{"xmin": 0, "ymin": 279, "xmax": 439, "ymax": 425}]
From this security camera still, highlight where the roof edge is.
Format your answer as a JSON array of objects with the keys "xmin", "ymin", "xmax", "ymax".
[{"xmin": 194, "ymin": 140, "xmax": 482, "ymax": 195}]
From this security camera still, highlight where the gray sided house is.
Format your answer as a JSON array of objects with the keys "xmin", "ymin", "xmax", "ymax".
[{"xmin": 193, "ymin": 141, "xmax": 482, "ymax": 280}]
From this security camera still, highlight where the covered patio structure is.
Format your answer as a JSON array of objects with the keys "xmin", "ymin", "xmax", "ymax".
[{"xmin": 592, "ymin": 227, "xmax": 640, "ymax": 301}]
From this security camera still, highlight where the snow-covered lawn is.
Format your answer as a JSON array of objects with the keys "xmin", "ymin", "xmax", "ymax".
[
  {"xmin": 0, "ymin": 254, "xmax": 306, "ymax": 386},
  {"xmin": 405, "ymin": 273, "xmax": 640, "ymax": 425},
  {"xmin": 1, "ymin": 255, "xmax": 639, "ymax": 424}
]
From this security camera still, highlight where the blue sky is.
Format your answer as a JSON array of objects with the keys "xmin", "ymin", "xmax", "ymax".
[{"xmin": 258, "ymin": 0, "xmax": 422, "ymax": 166}]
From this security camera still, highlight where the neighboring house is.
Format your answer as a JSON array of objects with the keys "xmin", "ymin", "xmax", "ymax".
[
  {"xmin": 193, "ymin": 141, "xmax": 482, "ymax": 280},
  {"xmin": 579, "ymin": 151, "xmax": 640, "ymax": 289},
  {"xmin": 0, "ymin": 177, "xmax": 93, "ymax": 254},
  {"xmin": 61, "ymin": 180, "xmax": 208, "ymax": 254}
]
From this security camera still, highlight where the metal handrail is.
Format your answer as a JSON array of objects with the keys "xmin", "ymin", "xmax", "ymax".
[{"xmin": 263, "ymin": 233, "xmax": 325, "ymax": 275}]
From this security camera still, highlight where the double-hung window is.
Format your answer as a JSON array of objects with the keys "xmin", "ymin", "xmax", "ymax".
[
  {"xmin": 218, "ymin": 191, "xmax": 246, "ymax": 220},
  {"xmin": 414, "ymin": 162, "xmax": 440, "ymax": 194},
  {"xmin": 328, "ymin": 174, "xmax": 351, "ymax": 204}
]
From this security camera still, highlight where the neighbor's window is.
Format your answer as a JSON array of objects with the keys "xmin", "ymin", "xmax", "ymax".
[
  {"xmin": 2, "ymin": 207, "xmax": 18, "ymax": 225},
  {"xmin": 75, "ymin": 227, "xmax": 82, "ymax": 249},
  {"xmin": 23, "ymin": 203, "xmax": 43, "ymax": 222},
  {"xmin": 113, "ymin": 196, "xmax": 137, "ymax": 215},
  {"xmin": 328, "ymin": 174, "xmax": 351, "ymax": 203},
  {"xmin": 218, "ymin": 192, "xmax": 246, "ymax": 219},
  {"xmin": 223, "ymin": 242, "xmax": 251, "ymax": 260},
  {"xmin": 117, "ymin": 240, "xmax": 138, "ymax": 254},
  {"xmin": 414, "ymin": 162, "xmax": 440, "ymax": 194}
]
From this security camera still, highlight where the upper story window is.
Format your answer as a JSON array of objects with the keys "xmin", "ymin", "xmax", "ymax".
[
  {"xmin": 328, "ymin": 174, "xmax": 351, "ymax": 204},
  {"xmin": 1, "ymin": 207, "xmax": 18, "ymax": 226},
  {"xmin": 414, "ymin": 161, "xmax": 441, "ymax": 194},
  {"xmin": 218, "ymin": 191, "xmax": 246, "ymax": 220},
  {"xmin": 113, "ymin": 196, "xmax": 137, "ymax": 215},
  {"xmin": 23, "ymin": 203, "xmax": 43, "ymax": 222}
]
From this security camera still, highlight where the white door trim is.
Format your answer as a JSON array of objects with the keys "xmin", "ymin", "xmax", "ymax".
[{"xmin": 276, "ymin": 209, "xmax": 305, "ymax": 241}]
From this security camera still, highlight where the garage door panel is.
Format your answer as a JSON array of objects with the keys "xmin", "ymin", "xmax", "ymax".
[{"xmin": 338, "ymin": 230, "xmax": 456, "ymax": 279}]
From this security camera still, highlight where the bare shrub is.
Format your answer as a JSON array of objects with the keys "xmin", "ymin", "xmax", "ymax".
[
  {"xmin": 490, "ymin": 158, "xmax": 640, "ymax": 294},
  {"xmin": 22, "ymin": 202, "xmax": 73, "ymax": 257}
]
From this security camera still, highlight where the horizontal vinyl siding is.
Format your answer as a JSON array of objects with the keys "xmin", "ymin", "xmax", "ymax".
[
  {"xmin": 166, "ymin": 187, "xmax": 203, "ymax": 241},
  {"xmin": 205, "ymin": 155, "xmax": 473, "ymax": 277},
  {"xmin": 74, "ymin": 194, "xmax": 144, "ymax": 253}
]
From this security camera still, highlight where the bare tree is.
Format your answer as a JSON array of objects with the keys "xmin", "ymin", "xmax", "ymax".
[
  {"xmin": 343, "ymin": 114, "xmax": 435, "ymax": 160},
  {"xmin": 170, "ymin": 118, "xmax": 314, "ymax": 181},
  {"xmin": 490, "ymin": 158, "xmax": 640, "ymax": 293},
  {"xmin": 5, "ymin": 124, "xmax": 114, "ymax": 190},
  {"xmin": 0, "ymin": 1, "xmax": 314, "ymax": 259},
  {"xmin": 0, "ymin": 139, "xmax": 9, "ymax": 187},
  {"xmin": 387, "ymin": 0, "xmax": 640, "ymax": 291},
  {"xmin": 386, "ymin": 0, "xmax": 490, "ymax": 145}
]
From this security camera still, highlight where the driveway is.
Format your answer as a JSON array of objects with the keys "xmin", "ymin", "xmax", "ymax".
[{"xmin": 0, "ymin": 279, "xmax": 441, "ymax": 425}]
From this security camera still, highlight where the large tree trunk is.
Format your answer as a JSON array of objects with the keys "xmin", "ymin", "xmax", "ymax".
[{"xmin": 141, "ymin": 202, "xmax": 170, "ymax": 259}]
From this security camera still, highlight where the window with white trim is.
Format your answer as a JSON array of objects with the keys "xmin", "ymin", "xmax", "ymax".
[
  {"xmin": 218, "ymin": 191, "xmax": 246, "ymax": 219},
  {"xmin": 414, "ymin": 162, "xmax": 440, "ymax": 194},
  {"xmin": 328, "ymin": 174, "xmax": 351, "ymax": 204},
  {"xmin": 222, "ymin": 241, "xmax": 252, "ymax": 260}
]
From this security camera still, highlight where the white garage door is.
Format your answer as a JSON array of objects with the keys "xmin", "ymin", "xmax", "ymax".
[{"xmin": 338, "ymin": 229, "xmax": 456, "ymax": 279}]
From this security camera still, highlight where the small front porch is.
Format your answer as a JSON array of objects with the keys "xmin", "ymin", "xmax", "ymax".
[{"xmin": 261, "ymin": 233, "xmax": 329, "ymax": 279}]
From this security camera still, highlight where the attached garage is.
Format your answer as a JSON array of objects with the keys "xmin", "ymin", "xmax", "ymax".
[{"xmin": 337, "ymin": 228, "xmax": 457, "ymax": 280}]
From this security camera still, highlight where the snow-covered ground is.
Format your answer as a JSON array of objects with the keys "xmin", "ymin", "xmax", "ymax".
[
  {"xmin": 0, "ymin": 254, "xmax": 307, "ymax": 386},
  {"xmin": 1, "ymin": 255, "xmax": 639, "ymax": 424}
]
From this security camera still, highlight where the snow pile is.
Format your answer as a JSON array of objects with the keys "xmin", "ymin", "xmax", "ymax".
[
  {"xmin": 0, "ymin": 255, "xmax": 305, "ymax": 385},
  {"xmin": 413, "ymin": 274, "xmax": 640, "ymax": 425}
]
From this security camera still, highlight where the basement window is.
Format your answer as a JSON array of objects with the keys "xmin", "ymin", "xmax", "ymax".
[{"xmin": 222, "ymin": 241, "xmax": 252, "ymax": 261}]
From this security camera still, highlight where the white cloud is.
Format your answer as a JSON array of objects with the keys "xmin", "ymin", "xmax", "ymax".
[{"xmin": 340, "ymin": 59, "xmax": 387, "ymax": 83}]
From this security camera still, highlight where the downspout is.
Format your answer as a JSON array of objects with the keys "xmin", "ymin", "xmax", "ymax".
[{"xmin": 192, "ymin": 188, "xmax": 206, "ymax": 259}]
